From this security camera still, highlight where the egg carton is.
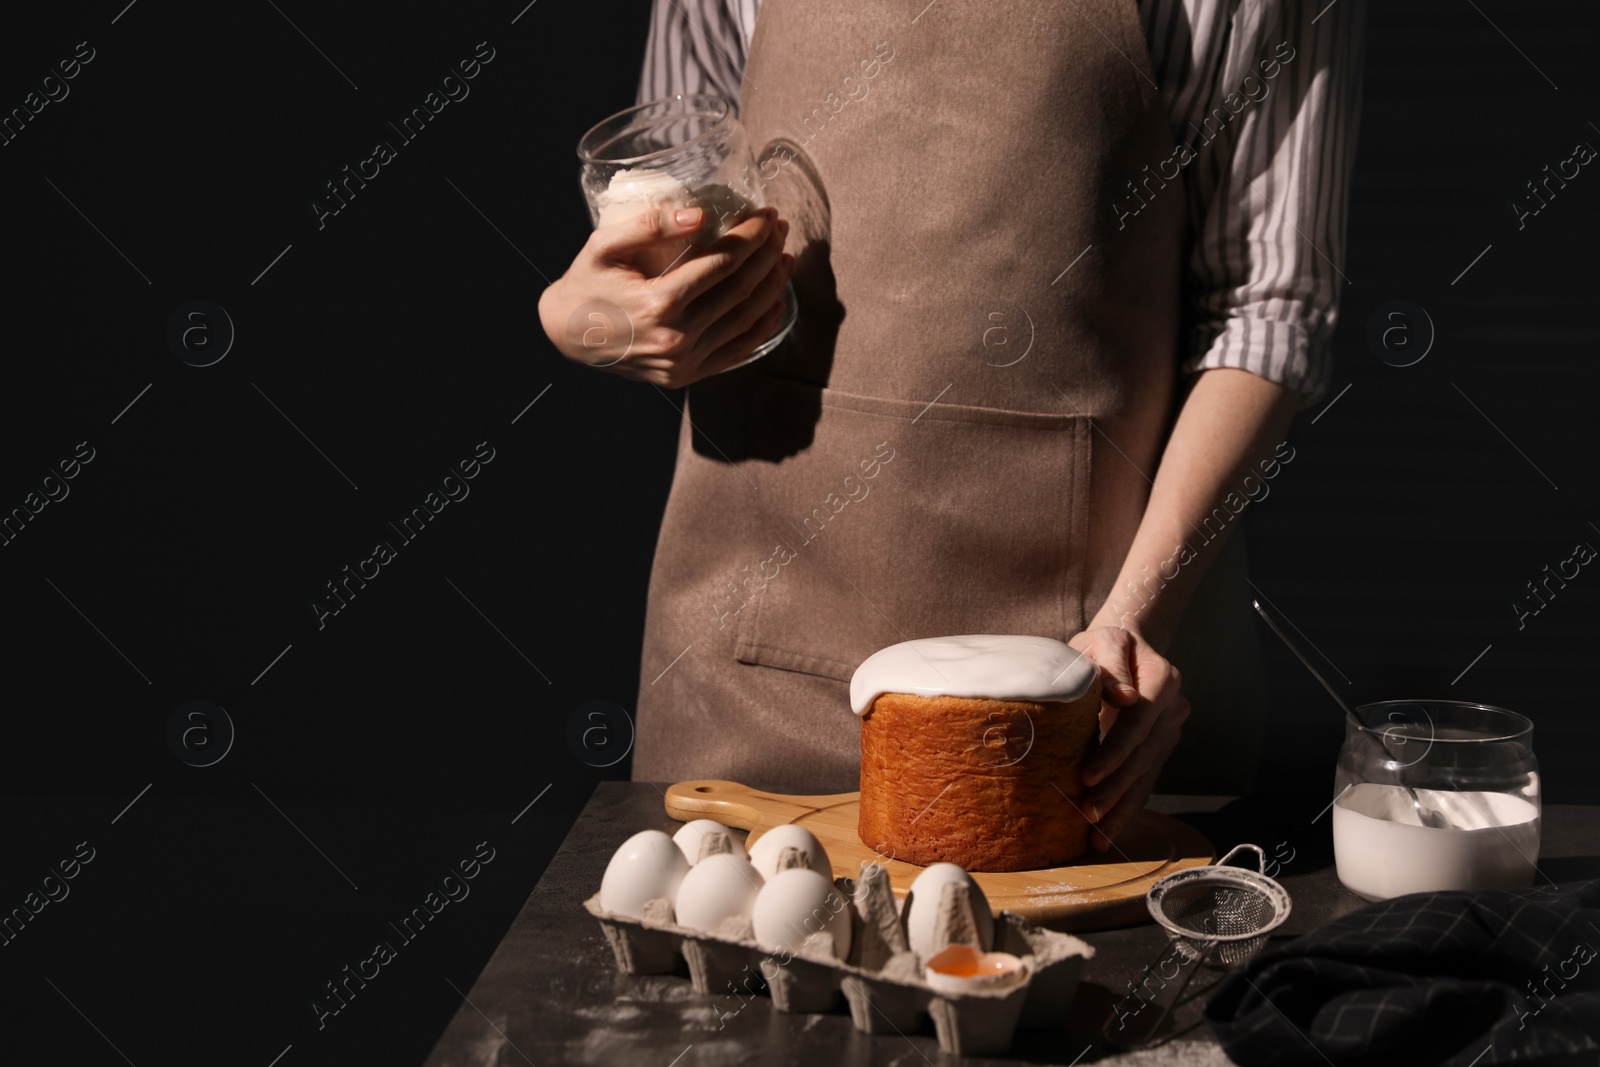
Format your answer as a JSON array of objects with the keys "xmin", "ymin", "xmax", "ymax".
[{"xmin": 583, "ymin": 861, "xmax": 1094, "ymax": 1057}]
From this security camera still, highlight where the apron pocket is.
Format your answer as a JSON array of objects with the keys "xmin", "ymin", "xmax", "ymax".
[{"xmin": 733, "ymin": 376, "xmax": 1092, "ymax": 683}]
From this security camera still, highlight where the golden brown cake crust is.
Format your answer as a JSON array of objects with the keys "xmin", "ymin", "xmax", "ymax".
[{"xmin": 857, "ymin": 679, "xmax": 1102, "ymax": 872}]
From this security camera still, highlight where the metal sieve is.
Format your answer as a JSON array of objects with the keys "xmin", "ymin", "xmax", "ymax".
[
  {"xmin": 1104, "ymin": 843, "xmax": 1292, "ymax": 1049},
  {"xmin": 1147, "ymin": 843, "xmax": 1292, "ymax": 965}
]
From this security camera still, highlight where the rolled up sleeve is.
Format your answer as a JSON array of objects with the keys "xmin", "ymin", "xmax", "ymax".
[
  {"xmin": 637, "ymin": 0, "xmax": 755, "ymax": 112},
  {"xmin": 1178, "ymin": 0, "xmax": 1366, "ymax": 407}
]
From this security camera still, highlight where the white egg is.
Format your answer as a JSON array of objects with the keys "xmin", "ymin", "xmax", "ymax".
[
  {"xmin": 903, "ymin": 863, "xmax": 995, "ymax": 960},
  {"xmin": 748, "ymin": 824, "xmax": 831, "ymax": 880},
  {"xmin": 599, "ymin": 829, "xmax": 690, "ymax": 918},
  {"xmin": 673, "ymin": 853, "xmax": 764, "ymax": 933},
  {"xmin": 752, "ymin": 867, "xmax": 854, "ymax": 960},
  {"xmin": 672, "ymin": 819, "xmax": 749, "ymax": 865}
]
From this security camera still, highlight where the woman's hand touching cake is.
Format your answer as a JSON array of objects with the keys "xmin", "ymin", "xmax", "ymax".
[{"xmin": 1067, "ymin": 622, "xmax": 1191, "ymax": 852}]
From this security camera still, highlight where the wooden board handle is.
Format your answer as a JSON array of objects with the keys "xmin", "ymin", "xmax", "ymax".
[{"xmin": 663, "ymin": 779, "xmax": 858, "ymax": 832}]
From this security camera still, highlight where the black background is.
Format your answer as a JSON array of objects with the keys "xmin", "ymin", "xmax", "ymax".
[{"xmin": 0, "ymin": 1, "xmax": 1594, "ymax": 1064}]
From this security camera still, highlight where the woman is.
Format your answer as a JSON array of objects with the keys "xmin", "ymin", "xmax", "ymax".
[{"xmin": 540, "ymin": 0, "xmax": 1364, "ymax": 850}]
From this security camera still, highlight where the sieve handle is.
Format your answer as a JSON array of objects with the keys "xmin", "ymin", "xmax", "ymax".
[
  {"xmin": 1102, "ymin": 937, "xmax": 1218, "ymax": 1050},
  {"xmin": 1215, "ymin": 843, "xmax": 1266, "ymax": 873}
]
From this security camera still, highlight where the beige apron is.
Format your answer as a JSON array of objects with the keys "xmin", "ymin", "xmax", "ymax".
[{"xmin": 632, "ymin": 0, "xmax": 1266, "ymax": 795}]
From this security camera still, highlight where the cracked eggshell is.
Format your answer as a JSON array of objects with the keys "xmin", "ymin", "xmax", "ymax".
[
  {"xmin": 599, "ymin": 830, "xmax": 690, "ymax": 918},
  {"xmin": 672, "ymin": 819, "xmax": 748, "ymax": 864},
  {"xmin": 673, "ymin": 853, "xmax": 764, "ymax": 934},
  {"xmin": 748, "ymin": 824, "xmax": 831, "ymax": 880},
  {"xmin": 751, "ymin": 867, "xmax": 854, "ymax": 961},
  {"xmin": 923, "ymin": 945, "xmax": 1030, "ymax": 995},
  {"xmin": 904, "ymin": 863, "xmax": 994, "ymax": 960}
]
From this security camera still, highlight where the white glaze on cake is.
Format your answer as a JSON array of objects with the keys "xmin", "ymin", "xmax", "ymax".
[{"xmin": 848, "ymin": 635, "xmax": 1097, "ymax": 715}]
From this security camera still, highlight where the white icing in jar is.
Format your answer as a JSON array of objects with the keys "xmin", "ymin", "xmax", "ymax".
[
  {"xmin": 592, "ymin": 167, "xmax": 753, "ymax": 278},
  {"xmin": 849, "ymin": 634, "xmax": 1097, "ymax": 715},
  {"xmin": 1331, "ymin": 700, "xmax": 1540, "ymax": 902},
  {"xmin": 1333, "ymin": 784, "xmax": 1540, "ymax": 901},
  {"xmin": 593, "ymin": 167, "xmax": 695, "ymax": 229}
]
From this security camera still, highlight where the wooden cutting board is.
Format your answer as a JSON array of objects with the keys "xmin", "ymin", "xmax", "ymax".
[{"xmin": 665, "ymin": 779, "xmax": 1214, "ymax": 930}]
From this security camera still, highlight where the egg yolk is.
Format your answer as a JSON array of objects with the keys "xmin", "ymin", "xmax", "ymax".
[{"xmin": 926, "ymin": 945, "xmax": 1019, "ymax": 977}]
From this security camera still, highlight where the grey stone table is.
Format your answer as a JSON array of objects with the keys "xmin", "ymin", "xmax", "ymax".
[{"xmin": 425, "ymin": 783, "xmax": 1600, "ymax": 1066}]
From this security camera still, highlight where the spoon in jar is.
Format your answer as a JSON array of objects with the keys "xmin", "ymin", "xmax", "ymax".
[{"xmin": 1250, "ymin": 598, "xmax": 1445, "ymax": 829}]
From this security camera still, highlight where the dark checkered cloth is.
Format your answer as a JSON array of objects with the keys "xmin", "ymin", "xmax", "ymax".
[{"xmin": 1205, "ymin": 880, "xmax": 1600, "ymax": 1066}]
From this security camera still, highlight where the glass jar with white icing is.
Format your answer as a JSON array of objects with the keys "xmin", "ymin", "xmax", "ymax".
[
  {"xmin": 575, "ymin": 93, "xmax": 797, "ymax": 366},
  {"xmin": 1331, "ymin": 700, "xmax": 1540, "ymax": 902}
]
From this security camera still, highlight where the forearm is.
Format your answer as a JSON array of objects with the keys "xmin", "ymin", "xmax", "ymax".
[{"xmin": 1089, "ymin": 367, "xmax": 1298, "ymax": 651}]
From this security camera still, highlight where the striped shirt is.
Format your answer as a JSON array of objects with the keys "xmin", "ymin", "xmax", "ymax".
[{"xmin": 638, "ymin": 0, "xmax": 1365, "ymax": 405}]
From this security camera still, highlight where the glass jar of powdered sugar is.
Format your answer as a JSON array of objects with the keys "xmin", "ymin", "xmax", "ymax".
[
  {"xmin": 1332, "ymin": 700, "xmax": 1540, "ymax": 902},
  {"xmin": 576, "ymin": 93, "xmax": 798, "ymax": 366}
]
